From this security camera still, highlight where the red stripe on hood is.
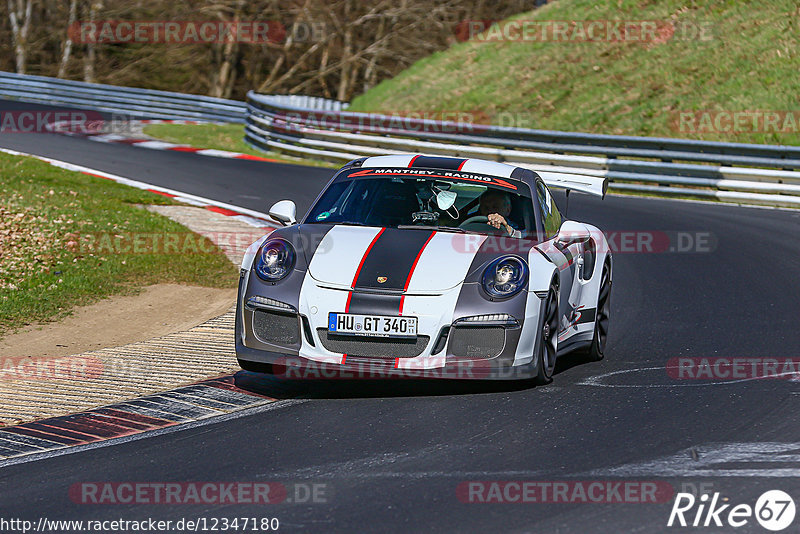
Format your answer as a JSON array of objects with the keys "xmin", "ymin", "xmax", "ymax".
[
  {"xmin": 399, "ymin": 231, "xmax": 437, "ymax": 315},
  {"xmin": 345, "ymin": 227, "xmax": 386, "ymax": 313}
]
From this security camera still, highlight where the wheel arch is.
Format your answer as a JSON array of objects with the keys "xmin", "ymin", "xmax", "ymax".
[{"xmin": 527, "ymin": 247, "xmax": 559, "ymax": 294}]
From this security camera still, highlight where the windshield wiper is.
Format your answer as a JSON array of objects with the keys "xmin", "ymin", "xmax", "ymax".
[
  {"xmin": 305, "ymin": 220, "xmax": 370, "ymax": 226},
  {"xmin": 397, "ymin": 225, "xmax": 466, "ymax": 233}
]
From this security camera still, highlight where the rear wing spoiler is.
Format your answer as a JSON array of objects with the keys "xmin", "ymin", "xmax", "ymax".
[{"xmin": 535, "ymin": 171, "xmax": 609, "ymax": 199}]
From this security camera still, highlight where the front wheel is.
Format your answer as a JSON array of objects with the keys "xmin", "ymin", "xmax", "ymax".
[{"xmin": 534, "ymin": 286, "xmax": 559, "ymax": 385}]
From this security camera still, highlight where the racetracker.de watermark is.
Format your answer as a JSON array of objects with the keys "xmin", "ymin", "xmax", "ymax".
[
  {"xmin": 454, "ymin": 20, "xmax": 713, "ymax": 43},
  {"xmin": 456, "ymin": 481, "xmax": 674, "ymax": 503},
  {"xmin": 70, "ymin": 20, "xmax": 285, "ymax": 44},
  {"xmin": 449, "ymin": 231, "xmax": 717, "ymax": 255},
  {"xmin": 69, "ymin": 482, "xmax": 329, "ymax": 505},
  {"xmin": 0, "ymin": 110, "xmax": 105, "ymax": 134},
  {"xmin": 667, "ymin": 357, "xmax": 800, "ymax": 380},
  {"xmin": 0, "ymin": 356, "xmax": 103, "ymax": 381},
  {"xmin": 240, "ymin": 231, "xmax": 717, "ymax": 271},
  {"xmin": 268, "ymin": 357, "xmax": 530, "ymax": 380},
  {"xmin": 672, "ymin": 111, "xmax": 800, "ymax": 134},
  {"xmin": 272, "ymin": 109, "xmax": 537, "ymax": 133},
  {"xmin": 66, "ymin": 231, "xmax": 267, "ymax": 256}
]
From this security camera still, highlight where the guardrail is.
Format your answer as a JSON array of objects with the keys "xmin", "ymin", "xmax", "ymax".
[
  {"xmin": 0, "ymin": 71, "xmax": 246, "ymax": 122},
  {"xmin": 1, "ymin": 72, "xmax": 795, "ymax": 208},
  {"xmin": 245, "ymin": 91, "xmax": 800, "ymax": 208}
]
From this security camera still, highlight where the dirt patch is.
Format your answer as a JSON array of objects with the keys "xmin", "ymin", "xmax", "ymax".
[{"xmin": 0, "ymin": 284, "xmax": 236, "ymax": 360}]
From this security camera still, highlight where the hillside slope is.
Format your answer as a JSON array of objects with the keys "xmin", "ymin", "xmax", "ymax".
[{"xmin": 349, "ymin": 0, "xmax": 800, "ymax": 145}]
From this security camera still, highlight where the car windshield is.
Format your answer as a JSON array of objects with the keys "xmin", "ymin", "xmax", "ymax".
[{"xmin": 305, "ymin": 170, "xmax": 537, "ymax": 240}]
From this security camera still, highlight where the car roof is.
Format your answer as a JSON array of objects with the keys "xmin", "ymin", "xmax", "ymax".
[{"xmin": 355, "ymin": 154, "xmax": 538, "ymax": 187}]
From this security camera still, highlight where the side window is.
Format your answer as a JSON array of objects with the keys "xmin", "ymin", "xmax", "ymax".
[
  {"xmin": 547, "ymin": 188, "xmax": 562, "ymax": 236},
  {"xmin": 536, "ymin": 181, "xmax": 562, "ymax": 238}
]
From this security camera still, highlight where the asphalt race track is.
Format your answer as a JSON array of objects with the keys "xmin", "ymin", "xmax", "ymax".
[
  {"xmin": 0, "ymin": 100, "xmax": 328, "ymax": 215},
  {"xmin": 2, "ymin": 99, "xmax": 800, "ymax": 532}
]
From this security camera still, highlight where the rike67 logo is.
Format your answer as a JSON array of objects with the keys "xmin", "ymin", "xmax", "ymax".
[{"xmin": 668, "ymin": 490, "xmax": 796, "ymax": 531}]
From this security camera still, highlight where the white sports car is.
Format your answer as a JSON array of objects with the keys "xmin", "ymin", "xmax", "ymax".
[{"xmin": 236, "ymin": 154, "xmax": 612, "ymax": 383}]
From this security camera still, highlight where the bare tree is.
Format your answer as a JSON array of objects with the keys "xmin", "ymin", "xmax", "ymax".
[
  {"xmin": 7, "ymin": 0, "xmax": 33, "ymax": 73},
  {"xmin": 82, "ymin": 0, "xmax": 102, "ymax": 82},
  {"xmin": 205, "ymin": 0, "xmax": 245, "ymax": 98},
  {"xmin": 57, "ymin": 0, "xmax": 78, "ymax": 77},
  {"xmin": 0, "ymin": 0, "xmax": 538, "ymax": 99}
]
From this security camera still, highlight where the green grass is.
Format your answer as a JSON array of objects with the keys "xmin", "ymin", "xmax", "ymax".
[
  {"xmin": 142, "ymin": 123, "xmax": 337, "ymax": 168},
  {"xmin": 0, "ymin": 152, "xmax": 237, "ymax": 337},
  {"xmin": 349, "ymin": 0, "xmax": 800, "ymax": 146}
]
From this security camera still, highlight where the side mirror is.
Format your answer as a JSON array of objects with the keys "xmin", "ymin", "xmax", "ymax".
[
  {"xmin": 556, "ymin": 221, "xmax": 591, "ymax": 246},
  {"xmin": 268, "ymin": 200, "xmax": 297, "ymax": 226}
]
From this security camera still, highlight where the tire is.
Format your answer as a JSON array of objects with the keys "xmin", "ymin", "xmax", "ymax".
[
  {"xmin": 237, "ymin": 359, "xmax": 275, "ymax": 374},
  {"xmin": 534, "ymin": 285, "xmax": 559, "ymax": 385},
  {"xmin": 583, "ymin": 260, "xmax": 611, "ymax": 362}
]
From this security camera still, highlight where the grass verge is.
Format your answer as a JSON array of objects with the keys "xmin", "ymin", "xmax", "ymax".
[
  {"xmin": 349, "ymin": 0, "xmax": 800, "ymax": 146},
  {"xmin": 142, "ymin": 123, "xmax": 337, "ymax": 168},
  {"xmin": 0, "ymin": 151, "xmax": 238, "ymax": 337}
]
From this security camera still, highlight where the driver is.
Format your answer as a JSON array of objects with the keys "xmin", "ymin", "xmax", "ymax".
[{"xmin": 479, "ymin": 190, "xmax": 522, "ymax": 237}]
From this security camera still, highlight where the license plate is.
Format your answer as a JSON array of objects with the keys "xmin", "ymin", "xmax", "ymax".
[{"xmin": 328, "ymin": 313, "xmax": 417, "ymax": 338}]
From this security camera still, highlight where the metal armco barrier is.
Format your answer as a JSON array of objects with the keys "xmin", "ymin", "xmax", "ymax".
[
  {"xmin": 0, "ymin": 71, "xmax": 246, "ymax": 122},
  {"xmin": 245, "ymin": 91, "xmax": 800, "ymax": 208},
  {"xmin": 1, "ymin": 71, "xmax": 795, "ymax": 208}
]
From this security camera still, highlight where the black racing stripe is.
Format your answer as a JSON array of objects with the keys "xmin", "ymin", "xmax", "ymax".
[
  {"xmin": 346, "ymin": 292, "xmax": 404, "ymax": 316},
  {"xmin": 409, "ymin": 155, "xmax": 466, "ymax": 170},
  {"xmin": 347, "ymin": 228, "xmax": 434, "ymax": 316},
  {"xmin": 353, "ymin": 228, "xmax": 434, "ymax": 290}
]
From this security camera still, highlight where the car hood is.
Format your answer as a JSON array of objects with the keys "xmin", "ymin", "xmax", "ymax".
[{"xmin": 307, "ymin": 225, "xmax": 492, "ymax": 293}]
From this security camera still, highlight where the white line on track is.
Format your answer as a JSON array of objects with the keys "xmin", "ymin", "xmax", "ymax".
[
  {"xmin": 0, "ymin": 146, "xmax": 279, "ymax": 227},
  {"xmin": 586, "ymin": 442, "xmax": 800, "ymax": 477},
  {"xmin": 577, "ymin": 366, "xmax": 800, "ymax": 388}
]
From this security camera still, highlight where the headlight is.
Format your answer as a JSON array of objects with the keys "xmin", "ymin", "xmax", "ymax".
[
  {"xmin": 254, "ymin": 239, "xmax": 295, "ymax": 281},
  {"xmin": 481, "ymin": 256, "xmax": 528, "ymax": 298}
]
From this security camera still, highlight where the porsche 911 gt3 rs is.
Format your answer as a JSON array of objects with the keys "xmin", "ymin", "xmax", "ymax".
[{"xmin": 236, "ymin": 154, "xmax": 612, "ymax": 383}]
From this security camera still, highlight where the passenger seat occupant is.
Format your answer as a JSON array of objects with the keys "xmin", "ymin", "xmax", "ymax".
[{"xmin": 479, "ymin": 190, "xmax": 522, "ymax": 238}]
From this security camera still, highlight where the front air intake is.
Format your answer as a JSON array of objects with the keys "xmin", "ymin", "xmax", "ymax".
[
  {"xmin": 252, "ymin": 310, "xmax": 300, "ymax": 345},
  {"xmin": 448, "ymin": 326, "xmax": 505, "ymax": 359},
  {"xmin": 317, "ymin": 330, "xmax": 429, "ymax": 359}
]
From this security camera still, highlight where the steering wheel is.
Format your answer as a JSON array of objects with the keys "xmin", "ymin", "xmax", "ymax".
[
  {"xmin": 459, "ymin": 215, "xmax": 488, "ymax": 227},
  {"xmin": 459, "ymin": 215, "xmax": 507, "ymax": 235}
]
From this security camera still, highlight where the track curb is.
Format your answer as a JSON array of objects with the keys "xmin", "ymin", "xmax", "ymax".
[{"xmin": 48, "ymin": 119, "xmax": 282, "ymax": 164}]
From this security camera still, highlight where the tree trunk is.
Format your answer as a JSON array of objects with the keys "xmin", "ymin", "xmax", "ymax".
[
  {"xmin": 210, "ymin": 0, "xmax": 244, "ymax": 98},
  {"xmin": 318, "ymin": 46, "xmax": 331, "ymax": 99},
  {"xmin": 336, "ymin": 27, "xmax": 352, "ymax": 102},
  {"xmin": 58, "ymin": 0, "xmax": 78, "ymax": 78},
  {"xmin": 7, "ymin": 0, "xmax": 33, "ymax": 74},
  {"xmin": 362, "ymin": 17, "xmax": 386, "ymax": 93},
  {"xmin": 83, "ymin": 0, "xmax": 103, "ymax": 83}
]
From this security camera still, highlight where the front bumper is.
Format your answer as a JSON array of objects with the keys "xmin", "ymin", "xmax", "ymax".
[
  {"xmin": 235, "ymin": 342, "xmax": 538, "ymax": 381},
  {"xmin": 235, "ymin": 271, "xmax": 545, "ymax": 380}
]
